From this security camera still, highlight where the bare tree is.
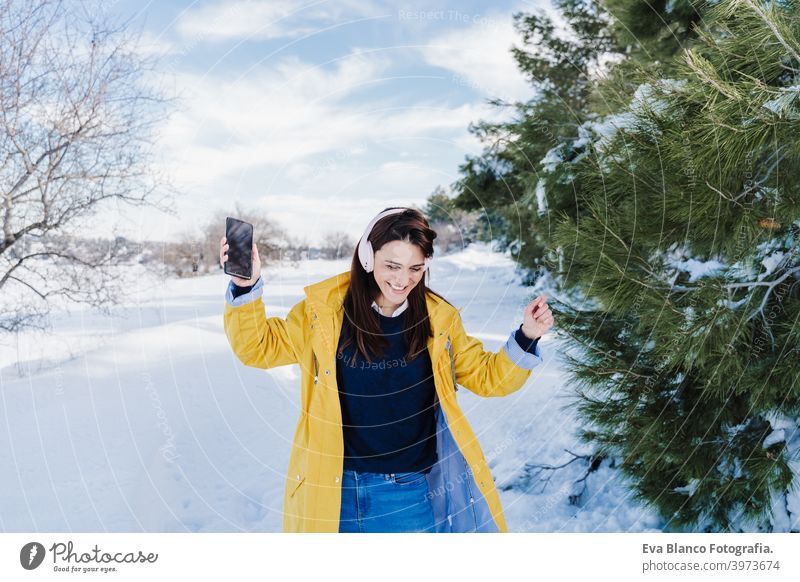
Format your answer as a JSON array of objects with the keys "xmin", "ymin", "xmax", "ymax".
[
  {"xmin": 284, "ymin": 233, "xmax": 310, "ymax": 263},
  {"xmin": 423, "ymin": 186, "xmax": 482, "ymax": 254},
  {"xmin": 319, "ymin": 230, "xmax": 355, "ymax": 260},
  {"xmin": 0, "ymin": 0, "xmax": 173, "ymax": 331},
  {"xmin": 430, "ymin": 209, "xmax": 482, "ymax": 254},
  {"xmin": 195, "ymin": 204, "xmax": 289, "ymax": 275},
  {"xmin": 156, "ymin": 233, "xmax": 205, "ymax": 279}
]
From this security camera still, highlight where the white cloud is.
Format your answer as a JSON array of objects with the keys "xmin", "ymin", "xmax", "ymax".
[
  {"xmin": 133, "ymin": 46, "xmax": 504, "ymax": 245},
  {"xmin": 418, "ymin": 10, "xmax": 534, "ymax": 103},
  {"xmin": 156, "ymin": 50, "xmax": 391, "ymax": 185},
  {"xmin": 121, "ymin": 3, "xmax": 554, "ymax": 243},
  {"xmin": 154, "ymin": 50, "xmax": 496, "ymax": 187},
  {"xmin": 176, "ymin": 0, "xmax": 384, "ymax": 42}
]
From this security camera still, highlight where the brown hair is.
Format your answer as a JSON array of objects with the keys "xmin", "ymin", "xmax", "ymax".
[{"xmin": 338, "ymin": 206, "xmax": 452, "ymax": 366}]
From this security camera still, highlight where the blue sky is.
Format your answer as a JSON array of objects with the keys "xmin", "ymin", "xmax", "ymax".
[{"xmin": 106, "ymin": 0, "xmax": 549, "ymax": 244}]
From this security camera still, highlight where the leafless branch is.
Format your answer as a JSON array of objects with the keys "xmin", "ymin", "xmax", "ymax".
[
  {"xmin": 500, "ymin": 448, "xmax": 605, "ymax": 504},
  {"xmin": 0, "ymin": 0, "xmax": 174, "ymax": 332}
]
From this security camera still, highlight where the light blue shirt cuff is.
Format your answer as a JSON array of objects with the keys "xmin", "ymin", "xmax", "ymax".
[
  {"xmin": 225, "ymin": 276, "xmax": 264, "ymax": 307},
  {"xmin": 503, "ymin": 329, "xmax": 544, "ymax": 370}
]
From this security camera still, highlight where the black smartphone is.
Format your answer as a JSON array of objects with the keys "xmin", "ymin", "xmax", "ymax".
[{"xmin": 224, "ymin": 217, "xmax": 254, "ymax": 280}]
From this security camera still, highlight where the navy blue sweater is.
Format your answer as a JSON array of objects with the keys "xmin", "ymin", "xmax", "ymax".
[
  {"xmin": 336, "ymin": 309, "xmax": 438, "ymax": 473},
  {"xmin": 230, "ymin": 282, "xmax": 540, "ymax": 474}
]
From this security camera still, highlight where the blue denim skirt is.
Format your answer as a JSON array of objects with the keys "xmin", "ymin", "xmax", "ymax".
[{"xmin": 338, "ymin": 469, "xmax": 437, "ymax": 533}]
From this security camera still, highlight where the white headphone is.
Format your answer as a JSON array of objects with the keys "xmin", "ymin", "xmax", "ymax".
[{"xmin": 357, "ymin": 208, "xmax": 432, "ymax": 284}]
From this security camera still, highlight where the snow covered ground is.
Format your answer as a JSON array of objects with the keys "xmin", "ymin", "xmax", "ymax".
[{"xmin": 0, "ymin": 242, "xmax": 665, "ymax": 532}]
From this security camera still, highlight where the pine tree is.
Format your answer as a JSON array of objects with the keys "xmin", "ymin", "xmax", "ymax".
[
  {"xmin": 449, "ymin": 0, "xmax": 706, "ymax": 280},
  {"xmin": 548, "ymin": 0, "xmax": 800, "ymax": 531},
  {"xmin": 449, "ymin": 1, "xmax": 617, "ymax": 276}
]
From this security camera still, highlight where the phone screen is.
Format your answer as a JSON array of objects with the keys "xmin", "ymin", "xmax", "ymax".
[{"xmin": 225, "ymin": 217, "xmax": 253, "ymax": 280}]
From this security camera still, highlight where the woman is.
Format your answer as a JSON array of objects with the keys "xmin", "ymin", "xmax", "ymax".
[{"xmin": 220, "ymin": 207, "xmax": 554, "ymax": 533}]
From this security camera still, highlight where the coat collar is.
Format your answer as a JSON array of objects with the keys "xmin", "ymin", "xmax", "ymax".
[
  {"xmin": 303, "ymin": 270, "xmax": 458, "ymax": 329},
  {"xmin": 303, "ymin": 270, "xmax": 351, "ymax": 311}
]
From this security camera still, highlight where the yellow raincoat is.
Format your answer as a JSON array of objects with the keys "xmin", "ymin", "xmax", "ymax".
[{"xmin": 223, "ymin": 270, "xmax": 544, "ymax": 532}]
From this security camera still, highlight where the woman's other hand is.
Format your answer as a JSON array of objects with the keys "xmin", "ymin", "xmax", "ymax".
[{"xmin": 521, "ymin": 294, "xmax": 554, "ymax": 340}]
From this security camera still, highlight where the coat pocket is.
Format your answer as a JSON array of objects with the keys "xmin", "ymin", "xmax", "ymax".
[
  {"xmin": 289, "ymin": 475, "xmax": 306, "ymax": 498},
  {"xmin": 445, "ymin": 335, "xmax": 459, "ymax": 392}
]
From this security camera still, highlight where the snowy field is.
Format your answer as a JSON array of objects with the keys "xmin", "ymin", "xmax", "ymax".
[{"xmin": 0, "ymin": 242, "xmax": 665, "ymax": 533}]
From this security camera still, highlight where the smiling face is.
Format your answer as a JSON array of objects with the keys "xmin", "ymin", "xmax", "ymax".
[{"xmin": 372, "ymin": 239, "xmax": 427, "ymax": 311}]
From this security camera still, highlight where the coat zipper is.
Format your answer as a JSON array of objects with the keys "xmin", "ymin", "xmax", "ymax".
[
  {"xmin": 445, "ymin": 335, "xmax": 458, "ymax": 392},
  {"xmin": 310, "ymin": 307, "xmax": 319, "ymax": 385},
  {"xmin": 446, "ymin": 333, "xmax": 478, "ymax": 528},
  {"xmin": 463, "ymin": 458, "xmax": 479, "ymax": 529}
]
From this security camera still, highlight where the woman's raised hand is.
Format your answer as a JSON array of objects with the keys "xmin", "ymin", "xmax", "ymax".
[
  {"xmin": 219, "ymin": 236, "xmax": 262, "ymax": 287},
  {"xmin": 521, "ymin": 294, "xmax": 554, "ymax": 340}
]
